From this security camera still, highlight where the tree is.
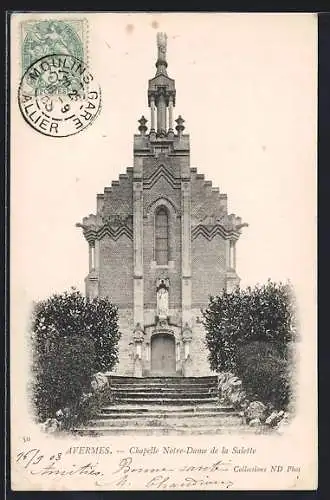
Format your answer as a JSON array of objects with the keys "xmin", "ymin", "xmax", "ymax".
[
  {"xmin": 31, "ymin": 289, "xmax": 120, "ymax": 420},
  {"xmin": 202, "ymin": 280, "xmax": 297, "ymax": 408}
]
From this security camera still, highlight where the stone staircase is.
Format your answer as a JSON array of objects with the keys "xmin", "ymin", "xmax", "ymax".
[{"xmin": 74, "ymin": 376, "xmax": 252, "ymax": 436}]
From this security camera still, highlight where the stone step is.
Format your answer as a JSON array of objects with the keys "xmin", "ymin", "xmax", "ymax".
[
  {"xmin": 108, "ymin": 384, "xmax": 218, "ymax": 391},
  {"xmin": 97, "ymin": 410, "xmax": 239, "ymax": 419},
  {"xmin": 100, "ymin": 404, "xmax": 233, "ymax": 414},
  {"xmin": 108, "ymin": 377, "xmax": 217, "ymax": 386},
  {"xmin": 107, "ymin": 376, "xmax": 218, "ymax": 385},
  {"xmin": 73, "ymin": 425, "xmax": 260, "ymax": 436},
  {"xmin": 112, "ymin": 391, "xmax": 216, "ymax": 399},
  {"xmin": 72, "ymin": 376, "xmax": 246, "ymax": 436},
  {"xmin": 91, "ymin": 415, "xmax": 243, "ymax": 427},
  {"xmin": 110, "ymin": 397, "xmax": 219, "ymax": 405},
  {"xmin": 109, "ymin": 385, "xmax": 217, "ymax": 392}
]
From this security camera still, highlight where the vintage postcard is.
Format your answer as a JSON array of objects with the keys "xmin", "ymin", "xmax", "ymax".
[{"xmin": 10, "ymin": 12, "xmax": 317, "ymax": 491}]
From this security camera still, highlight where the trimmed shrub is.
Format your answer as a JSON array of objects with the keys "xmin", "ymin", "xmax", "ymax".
[
  {"xmin": 32, "ymin": 288, "xmax": 120, "ymax": 373},
  {"xmin": 33, "ymin": 335, "xmax": 96, "ymax": 422},
  {"xmin": 236, "ymin": 341, "xmax": 290, "ymax": 409},
  {"xmin": 202, "ymin": 281, "xmax": 296, "ymax": 410},
  {"xmin": 31, "ymin": 289, "xmax": 120, "ymax": 422},
  {"xmin": 203, "ymin": 280, "xmax": 297, "ymax": 373}
]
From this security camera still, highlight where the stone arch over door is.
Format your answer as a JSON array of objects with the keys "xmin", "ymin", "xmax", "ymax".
[{"xmin": 150, "ymin": 332, "xmax": 176, "ymax": 376}]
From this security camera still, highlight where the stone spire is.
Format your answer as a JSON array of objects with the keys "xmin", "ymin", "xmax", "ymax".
[{"xmin": 148, "ymin": 33, "xmax": 176, "ymax": 136}]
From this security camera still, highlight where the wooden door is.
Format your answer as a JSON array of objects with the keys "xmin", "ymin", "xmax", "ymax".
[{"xmin": 151, "ymin": 334, "xmax": 176, "ymax": 376}]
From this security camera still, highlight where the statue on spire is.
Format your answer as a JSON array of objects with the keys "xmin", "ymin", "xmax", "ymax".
[{"xmin": 157, "ymin": 32, "xmax": 167, "ymax": 62}]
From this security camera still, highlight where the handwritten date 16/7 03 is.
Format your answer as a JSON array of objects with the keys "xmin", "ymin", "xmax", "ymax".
[
  {"xmin": 15, "ymin": 448, "xmax": 103, "ymax": 478},
  {"xmin": 16, "ymin": 448, "xmax": 62, "ymax": 469}
]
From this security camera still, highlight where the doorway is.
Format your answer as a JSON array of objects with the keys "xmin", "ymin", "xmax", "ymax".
[{"xmin": 150, "ymin": 333, "xmax": 176, "ymax": 376}]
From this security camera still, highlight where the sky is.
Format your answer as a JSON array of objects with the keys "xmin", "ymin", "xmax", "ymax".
[{"xmin": 11, "ymin": 12, "xmax": 317, "ymax": 303}]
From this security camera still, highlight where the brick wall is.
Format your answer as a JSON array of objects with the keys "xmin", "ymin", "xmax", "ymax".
[
  {"xmin": 98, "ymin": 234, "xmax": 134, "ymax": 307},
  {"xmin": 190, "ymin": 169, "xmax": 225, "ymax": 225},
  {"xmin": 142, "ymin": 154, "xmax": 182, "ymax": 181},
  {"xmin": 101, "ymin": 170, "xmax": 133, "ymax": 218},
  {"xmin": 191, "ymin": 234, "xmax": 226, "ymax": 307},
  {"xmin": 189, "ymin": 309, "xmax": 215, "ymax": 376},
  {"xmin": 112, "ymin": 308, "xmax": 135, "ymax": 376}
]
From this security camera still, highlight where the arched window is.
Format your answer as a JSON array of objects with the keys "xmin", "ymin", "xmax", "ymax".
[{"xmin": 155, "ymin": 207, "xmax": 169, "ymax": 265}]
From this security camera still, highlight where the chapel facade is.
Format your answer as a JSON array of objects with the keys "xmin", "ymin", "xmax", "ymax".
[{"xmin": 77, "ymin": 33, "xmax": 247, "ymax": 377}]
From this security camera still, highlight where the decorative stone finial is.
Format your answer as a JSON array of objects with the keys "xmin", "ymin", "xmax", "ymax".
[
  {"xmin": 138, "ymin": 115, "xmax": 148, "ymax": 135},
  {"xmin": 175, "ymin": 115, "xmax": 185, "ymax": 135}
]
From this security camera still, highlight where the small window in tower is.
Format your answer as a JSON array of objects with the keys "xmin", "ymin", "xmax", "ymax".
[{"xmin": 155, "ymin": 207, "xmax": 169, "ymax": 265}]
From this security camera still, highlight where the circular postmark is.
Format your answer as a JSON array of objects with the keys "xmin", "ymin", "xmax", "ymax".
[{"xmin": 18, "ymin": 54, "xmax": 101, "ymax": 137}]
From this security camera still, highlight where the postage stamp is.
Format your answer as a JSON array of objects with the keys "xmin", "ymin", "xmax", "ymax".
[
  {"xmin": 18, "ymin": 54, "xmax": 101, "ymax": 137},
  {"xmin": 20, "ymin": 19, "xmax": 88, "ymax": 74}
]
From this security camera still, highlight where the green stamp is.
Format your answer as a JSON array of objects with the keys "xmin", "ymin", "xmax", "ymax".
[
  {"xmin": 18, "ymin": 19, "xmax": 101, "ymax": 138},
  {"xmin": 20, "ymin": 19, "xmax": 87, "ymax": 73}
]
